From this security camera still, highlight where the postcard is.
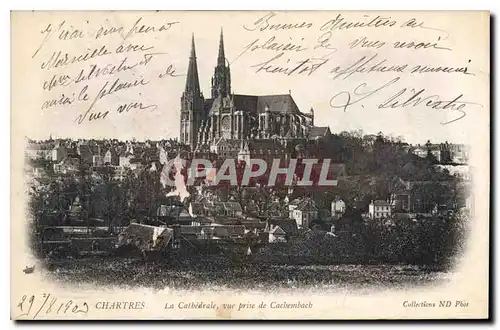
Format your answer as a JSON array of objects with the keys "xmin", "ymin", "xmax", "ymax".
[{"xmin": 11, "ymin": 10, "xmax": 490, "ymax": 320}]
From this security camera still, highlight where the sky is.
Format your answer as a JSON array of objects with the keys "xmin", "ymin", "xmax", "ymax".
[{"xmin": 11, "ymin": 11, "xmax": 489, "ymax": 145}]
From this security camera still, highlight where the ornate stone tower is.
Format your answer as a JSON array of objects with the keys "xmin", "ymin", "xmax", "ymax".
[
  {"xmin": 180, "ymin": 34, "xmax": 204, "ymax": 150},
  {"xmin": 211, "ymin": 28, "xmax": 231, "ymax": 99}
]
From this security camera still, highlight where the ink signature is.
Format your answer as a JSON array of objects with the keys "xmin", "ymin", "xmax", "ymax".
[{"xmin": 329, "ymin": 77, "xmax": 483, "ymax": 125}]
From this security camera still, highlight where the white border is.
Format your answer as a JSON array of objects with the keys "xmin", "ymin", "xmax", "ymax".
[{"xmin": 4, "ymin": 1, "xmax": 497, "ymax": 329}]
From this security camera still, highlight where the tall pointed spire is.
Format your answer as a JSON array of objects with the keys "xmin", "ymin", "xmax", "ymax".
[
  {"xmin": 181, "ymin": 33, "xmax": 204, "ymax": 150},
  {"xmin": 185, "ymin": 33, "xmax": 201, "ymax": 95},
  {"xmin": 217, "ymin": 28, "xmax": 225, "ymax": 66},
  {"xmin": 211, "ymin": 28, "xmax": 231, "ymax": 99},
  {"xmin": 190, "ymin": 33, "xmax": 196, "ymax": 58}
]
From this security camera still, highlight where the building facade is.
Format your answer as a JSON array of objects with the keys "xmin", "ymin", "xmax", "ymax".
[
  {"xmin": 368, "ymin": 200, "xmax": 392, "ymax": 220},
  {"xmin": 180, "ymin": 30, "xmax": 324, "ymax": 152},
  {"xmin": 331, "ymin": 198, "xmax": 346, "ymax": 219}
]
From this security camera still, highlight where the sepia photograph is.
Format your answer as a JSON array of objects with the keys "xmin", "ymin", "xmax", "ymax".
[{"xmin": 10, "ymin": 10, "xmax": 490, "ymax": 320}]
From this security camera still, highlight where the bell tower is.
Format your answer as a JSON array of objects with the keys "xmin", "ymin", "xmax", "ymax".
[
  {"xmin": 180, "ymin": 34, "xmax": 204, "ymax": 150},
  {"xmin": 211, "ymin": 28, "xmax": 231, "ymax": 99}
]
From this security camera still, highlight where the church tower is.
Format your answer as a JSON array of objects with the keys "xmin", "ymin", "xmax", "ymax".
[
  {"xmin": 180, "ymin": 34, "xmax": 204, "ymax": 150},
  {"xmin": 211, "ymin": 28, "xmax": 231, "ymax": 99}
]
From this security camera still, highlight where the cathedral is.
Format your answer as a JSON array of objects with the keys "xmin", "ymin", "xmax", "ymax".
[{"xmin": 179, "ymin": 30, "xmax": 328, "ymax": 152}]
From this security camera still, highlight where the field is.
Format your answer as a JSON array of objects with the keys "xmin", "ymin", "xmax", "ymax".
[{"xmin": 45, "ymin": 255, "xmax": 451, "ymax": 291}]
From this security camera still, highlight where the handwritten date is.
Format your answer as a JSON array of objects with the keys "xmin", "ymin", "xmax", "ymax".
[{"xmin": 17, "ymin": 293, "xmax": 89, "ymax": 319}]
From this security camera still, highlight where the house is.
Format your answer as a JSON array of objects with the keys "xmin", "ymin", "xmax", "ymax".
[
  {"xmin": 268, "ymin": 226, "xmax": 287, "ymax": 243},
  {"xmin": 25, "ymin": 141, "xmax": 54, "ymax": 160},
  {"xmin": 103, "ymin": 148, "xmax": 119, "ymax": 166},
  {"xmin": 308, "ymin": 126, "xmax": 331, "ymax": 140},
  {"xmin": 119, "ymin": 152, "xmax": 134, "ymax": 168},
  {"xmin": 93, "ymin": 155, "xmax": 104, "ymax": 167},
  {"xmin": 189, "ymin": 202, "xmax": 205, "ymax": 218},
  {"xmin": 129, "ymin": 158, "xmax": 144, "ymax": 170},
  {"xmin": 124, "ymin": 143, "xmax": 136, "ymax": 156},
  {"xmin": 288, "ymin": 198, "xmax": 302, "ymax": 213},
  {"xmin": 238, "ymin": 139, "xmax": 287, "ymax": 162},
  {"xmin": 222, "ymin": 202, "xmax": 243, "ymax": 217},
  {"xmin": 202, "ymin": 199, "xmax": 217, "ymax": 216},
  {"xmin": 118, "ymin": 223, "xmax": 173, "ymax": 252},
  {"xmin": 389, "ymin": 177, "xmax": 411, "ymax": 212},
  {"xmin": 32, "ymin": 166, "xmax": 48, "ymax": 179},
  {"xmin": 449, "ymin": 144, "xmax": 469, "ymax": 164},
  {"xmin": 156, "ymin": 199, "xmax": 191, "ymax": 224},
  {"xmin": 411, "ymin": 141, "xmax": 462, "ymax": 163},
  {"xmin": 290, "ymin": 198, "xmax": 318, "ymax": 228},
  {"xmin": 368, "ymin": 200, "xmax": 391, "ymax": 220},
  {"xmin": 210, "ymin": 138, "xmax": 241, "ymax": 158},
  {"xmin": 331, "ymin": 198, "xmax": 346, "ymax": 219},
  {"xmin": 53, "ymin": 157, "xmax": 80, "ymax": 174},
  {"xmin": 209, "ymin": 224, "xmax": 245, "ymax": 239},
  {"xmin": 77, "ymin": 143, "xmax": 100, "ymax": 166},
  {"xmin": 178, "ymin": 225, "xmax": 203, "ymax": 240},
  {"xmin": 430, "ymin": 149, "xmax": 442, "ymax": 162},
  {"xmin": 265, "ymin": 218, "xmax": 298, "ymax": 242},
  {"xmin": 239, "ymin": 218, "xmax": 267, "ymax": 231},
  {"xmin": 158, "ymin": 207, "xmax": 194, "ymax": 225},
  {"xmin": 68, "ymin": 196, "xmax": 86, "ymax": 224},
  {"xmin": 159, "ymin": 146, "xmax": 169, "ymax": 165},
  {"xmin": 237, "ymin": 140, "xmax": 251, "ymax": 163},
  {"xmin": 263, "ymin": 200, "xmax": 286, "ymax": 217},
  {"xmin": 52, "ymin": 145, "xmax": 67, "ymax": 162},
  {"xmin": 412, "ymin": 147, "xmax": 428, "ymax": 159},
  {"xmin": 190, "ymin": 216, "xmax": 212, "ymax": 227}
]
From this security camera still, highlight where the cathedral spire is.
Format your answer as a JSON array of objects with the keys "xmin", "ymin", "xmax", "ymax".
[
  {"xmin": 181, "ymin": 33, "xmax": 204, "ymax": 151},
  {"xmin": 218, "ymin": 28, "xmax": 225, "ymax": 66},
  {"xmin": 185, "ymin": 33, "xmax": 201, "ymax": 95},
  {"xmin": 211, "ymin": 28, "xmax": 231, "ymax": 99}
]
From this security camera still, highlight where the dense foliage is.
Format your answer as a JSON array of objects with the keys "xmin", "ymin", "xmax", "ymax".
[
  {"xmin": 259, "ymin": 212, "xmax": 468, "ymax": 267},
  {"xmin": 27, "ymin": 131, "xmax": 469, "ymax": 267}
]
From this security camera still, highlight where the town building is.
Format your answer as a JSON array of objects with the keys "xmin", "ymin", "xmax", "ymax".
[
  {"xmin": 368, "ymin": 200, "xmax": 392, "ymax": 220},
  {"xmin": 25, "ymin": 141, "xmax": 54, "ymax": 160},
  {"xmin": 448, "ymin": 144, "xmax": 470, "ymax": 164},
  {"xmin": 52, "ymin": 143, "xmax": 67, "ymax": 162},
  {"xmin": 92, "ymin": 155, "xmax": 104, "ymax": 167},
  {"xmin": 104, "ymin": 148, "xmax": 119, "ymax": 166},
  {"xmin": 53, "ymin": 157, "xmax": 80, "ymax": 175},
  {"xmin": 265, "ymin": 218, "xmax": 299, "ymax": 243},
  {"xmin": 331, "ymin": 198, "xmax": 346, "ymax": 219},
  {"xmin": 289, "ymin": 197, "xmax": 318, "ymax": 228},
  {"xmin": 411, "ymin": 141, "xmax": 469, "ymax": 164},
  {"xmin": 221, "ymin": 202, "xmax": 243, "ymax": 217},
  {"xmin": 77, "ymin": 143, "xmax": 100, "ymax": 166},
  {"xmin": 268, "ymin": 226, "xmax": 287, "ymax": 243},
  {"xmin": 188, "ymin": 202, "xmax": 204, "ymax": 218},
  {"xmin": 119, "ymin": 152, "xmax": 134, "ymax": 168}
]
